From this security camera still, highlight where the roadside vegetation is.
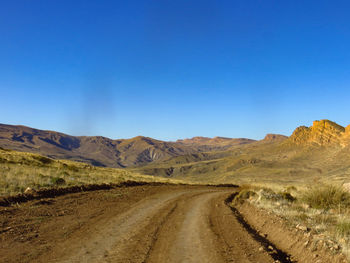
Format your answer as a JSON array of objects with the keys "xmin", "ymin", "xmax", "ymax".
[
  {"xmin": 0, "ymin": 148, "xmax": 183, "ymax": 196},
  {"xmin": 232, "ymin": 183, "xmax": 350, "ymax": 259}
]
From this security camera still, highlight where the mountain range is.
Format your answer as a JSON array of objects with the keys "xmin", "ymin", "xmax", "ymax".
[
  {"xmin": 2, "ymin": 119, "xmax": 350, "ymax": 185},
  {"xmin": 0, "ymin": 124, "xmax": 256, "ymax": 168}
]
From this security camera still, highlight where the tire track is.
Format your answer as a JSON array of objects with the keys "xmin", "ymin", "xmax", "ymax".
[
  {"xmin": 223, "ymin": 194, "xmax": 294, "ymax": 262},
  {"xmin": 143, "ymin": 203, "xmax": 178, "ymax": 263},
  {"xmin": 46, "ymin": 190, "xmax": 193, "ymax": 262},
  {"xmin": 206, "ymin": 193, "xmax": 276, "ymax": 263},
  {"xmin": 145, "ymin": 192, "xmax": 226, "ymax": 263},
  {"xmin": 102, "ymin": 190, "xmax": 215, "ymax": 263}
]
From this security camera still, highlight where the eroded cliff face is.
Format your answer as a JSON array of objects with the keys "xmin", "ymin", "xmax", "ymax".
[
  {"xmin": 289, "ymin": 120, "xmax": 347, "ymax": 146},
  {"xmin": 341, "ymin": 125, "xmax": 350, "ymax": 144}
]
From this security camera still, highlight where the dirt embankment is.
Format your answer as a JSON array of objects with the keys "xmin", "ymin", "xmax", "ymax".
[
  {"xmin": 0, "ymin": 185, "xmax": 347, "ymax": 263},
  {"xmin": 0, "ymin": 181, "xmax": 167, "ymax": 206},
  {"xmin": 233, "ymin": 201, "xmax": 347, "ymax": 263}
]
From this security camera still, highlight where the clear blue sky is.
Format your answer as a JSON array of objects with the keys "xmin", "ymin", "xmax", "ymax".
[{"xmin": 1, "ymin": 1, "xmax": 350, "ymax": 140}]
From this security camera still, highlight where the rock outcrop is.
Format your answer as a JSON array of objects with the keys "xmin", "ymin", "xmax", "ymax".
[{"xmin": 289, "ymin": 120, "xmax": 346, "ymax": 146}]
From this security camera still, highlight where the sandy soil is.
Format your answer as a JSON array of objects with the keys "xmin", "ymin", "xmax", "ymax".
[{"xmin": 0, "ymin": 185, "xmax": 346, "ymax": 263}]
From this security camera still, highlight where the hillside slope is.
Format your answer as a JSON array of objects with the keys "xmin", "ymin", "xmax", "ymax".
[
  {"xmin": 0, "ymin": 124, "xmax": 198, "ymax": 167},
  {"xmin": 0, "ymin": 147, "xmax": 182, "ymax": 195},
  {"xmin": 134, "ymin": 120, "xmax": 350, "ymax": 186},
  {"xmin": 0, "ymin": 124, "xmax": 255, "ymax": 168},
  {"xmin": 176, "ymin": 136, "xmax": 255, "ymax": 151}
]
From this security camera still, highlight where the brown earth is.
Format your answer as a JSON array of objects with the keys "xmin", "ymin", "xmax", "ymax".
[{"xmin": 0, "ymin": 185, "xmax": 346, "ymax": 263}]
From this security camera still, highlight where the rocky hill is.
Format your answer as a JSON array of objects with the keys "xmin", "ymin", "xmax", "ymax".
[{"xmin": 289, "ymin": 120, "xmax": 347, "ymax": 146}]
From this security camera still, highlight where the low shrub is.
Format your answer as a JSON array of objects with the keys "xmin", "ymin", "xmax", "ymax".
[
  {"xmin": 335, "ymin": 221, "xmax": 350, "ymax": 237},
  {"xmin": 313, "ymin": 214, "xmax": 336, "ymax": 225},
  {"xmin": 285, "ymin": 186, "xmax": 297, "ymax": 192},
  {"xmin": 246, "ymin": 188, "xmax": 296, "ymax": 204},
  {"xmin": 279, "ymin": 191, "xmax": 296, "ymax": 202},
  {"xmin": 50, "ymin": 177, "xmax": 66, "ymax": 186},
  {"xmin": 234, "ymin": 189, "xmax": 257, "ymax": 203},
  {"xmin": 257, "ymin": 188, "xmax": 278, "ymax": 200},
  {"xmin": 33, "ymin": 155, "xmax": 53, "ymax": 165},
  {"xmin": 301, "ymin": 185, "xmax": 350, "ymax": 210},
  {"xmin": 294, "ymin": 212, "xmax": 309, "ymax": 221},
  {"xmin": 60, "ymin": 171, "xmax": 70, "ymax": 177}
]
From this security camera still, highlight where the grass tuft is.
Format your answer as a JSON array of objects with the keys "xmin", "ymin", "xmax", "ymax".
[
  {"xmin": 50, "ymin": 177, "xmax": 66, "ymax": 186},
  {"xmin": 301, "ymin": 185, "xmax": 350, "ymax": 210},
  {"xmin": 335, "ymin": 221, "xmax": 350, "ymax": 237}
]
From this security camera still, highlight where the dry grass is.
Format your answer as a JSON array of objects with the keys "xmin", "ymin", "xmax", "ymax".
[
  {"xmin": 301, "ymin": 185, "xmax": 350, "ymax": 210},
  {"xmin": 233, "ymin": 183, "xmax": 350, "ymax": 259},
  {"xmin": 336, "ymin": 220, "xmax": 350, "ymax": 237},
  {"xmin": 0, "ymin": 148, "xmax": 185, "ymax": 196}
]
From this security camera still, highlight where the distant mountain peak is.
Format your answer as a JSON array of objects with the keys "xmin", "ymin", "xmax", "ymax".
[
  {"xmin": 212, "ymin": 136, "xmax": 232, "ymax": 140},
  {"xmin": 312, "ymin": 120, "xmax": 345, "ymax": 132},
  {"xmin": 263, "ymin": 134, "xmax": 288, "ymax": 142}
]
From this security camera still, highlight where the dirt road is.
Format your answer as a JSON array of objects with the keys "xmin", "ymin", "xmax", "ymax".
[{"xmin": 0, "ymin": 185, "xmax": 339, "ymax": 263}]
